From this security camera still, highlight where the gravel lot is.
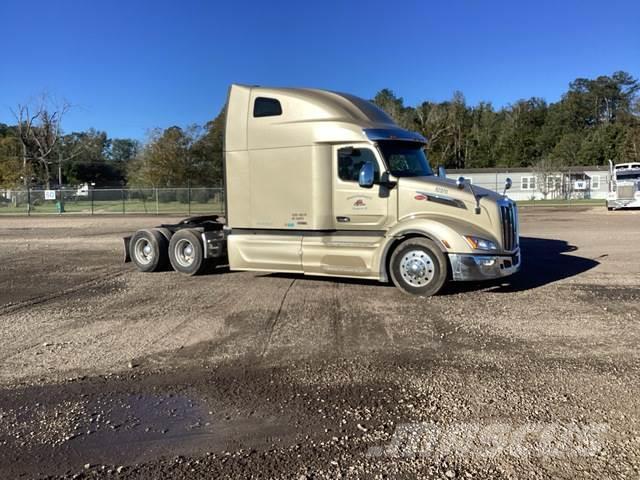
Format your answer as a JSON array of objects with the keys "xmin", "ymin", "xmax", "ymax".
[{"xmin": 0, "ymin": 208, "xmax": 639, "ymax": 479}]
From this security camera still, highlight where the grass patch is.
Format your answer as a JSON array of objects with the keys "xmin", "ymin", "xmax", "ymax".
[
  {"xmin": 516, "ymin": 198, "xmax": 605, "ymax": 207},
  {"xmin": 0, "ymin": 199, "xmax": 224, "ymax": 216}
]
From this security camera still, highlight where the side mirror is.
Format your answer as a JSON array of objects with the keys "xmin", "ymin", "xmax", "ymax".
[
  {"xmin": 437, "ymin": 166, "xmax": 447, "ymax": 178},
  {"xmin": 503, "ymin": 177, "xmax": 512, "ymax": 196},
  {"xmin": 358, "ymin": 162, "xmax": 375, "ymax": 189},
  {"xmin": 456, "ymin": 176, "xmax": 466, "ymax": 189}
]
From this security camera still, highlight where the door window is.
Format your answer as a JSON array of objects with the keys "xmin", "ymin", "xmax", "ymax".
[{"xmin": 338, "ymin": 148, "xmax": 380, "ymax": 183}]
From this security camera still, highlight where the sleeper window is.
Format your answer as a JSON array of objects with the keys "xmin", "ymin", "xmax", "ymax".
[{"xmin": 253, "ymin": 97, "xmax": 282, "ymax": 117}]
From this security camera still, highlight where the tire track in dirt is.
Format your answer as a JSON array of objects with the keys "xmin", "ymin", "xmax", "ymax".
[
  {"xmin": 135, "ymin": 274, "xmax": 272, "ymax": 368},
  {"xmin": 0, "ymin": 267, "xmax": 127, "ymax": 317},
  {"xmin": 2, "ymin": 273, "xmax": 245, "ymax": 378},
  {"xmin": 330, "ymin": 282, "xmax": 345, "ymax": 356},
  {"xmin": 260, "ymin": 278, "xmax": 296, "ymax": 359},
  {"xmin": 0, "ymin": 268, "xmax": 130, "ymax": 368}
]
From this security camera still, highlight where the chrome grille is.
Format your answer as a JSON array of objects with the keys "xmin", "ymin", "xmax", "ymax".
[
  {"xmin": 617, "ymin": 184, "xmax": 636, "ymax": 199},
  {"xmin": 500, "ymin": 203, "xmax": 518, "ymax": 251}
]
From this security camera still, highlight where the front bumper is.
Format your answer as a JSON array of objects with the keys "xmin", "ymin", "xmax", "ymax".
[
  {"xmin": 607, "ymin": 199, "xmax": 640, "ymax": 209},
  {"xmin": 449, "ymin": 250, "xmax": 520, "ymax": 281}
]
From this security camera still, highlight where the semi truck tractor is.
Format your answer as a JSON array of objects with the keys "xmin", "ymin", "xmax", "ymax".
[
  {"xmin": 607, "ymin": 161, "xmax": 640, "ymax": 210},
  {"xmin": 124, "ymin": 84, "xmax": 520, "ymax": 296}
]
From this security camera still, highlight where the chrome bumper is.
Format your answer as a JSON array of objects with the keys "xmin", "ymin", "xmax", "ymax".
[
  {"xmin": 607, "ymin": 199, "xmax": 640, "ymax": 209},
  {"xmin": 449, "ymin": 250, "xmax": 520, "ymax": 281}
]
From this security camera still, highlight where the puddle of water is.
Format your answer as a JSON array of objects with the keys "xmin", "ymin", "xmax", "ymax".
[
  {"xmin": 73, "ymin": 393, "xmax": 280, "ymax": 463},
  {"xmin": 78, "ymin": 394, "xmax": 212, "ymax": 455},
  {"xmin": 1, "ymin": 392, "xmax": 287, "ymax": 477}
]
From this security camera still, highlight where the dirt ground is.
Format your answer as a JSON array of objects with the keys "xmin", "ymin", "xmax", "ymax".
[{"xmin": 0, "ymin": 209, "xmax": 639, "ymax": 479}]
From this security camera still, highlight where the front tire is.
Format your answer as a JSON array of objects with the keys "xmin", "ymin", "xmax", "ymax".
[
  {"xmin": 168, "ymin": 229, "xmax": 206, "ymax": 275},
  {"xmin": 389, "ymin": 238, "xmax": 448, "ymax": 296},
  {"xmin": 129, "ymin": 229, "xmax": 169, "ymax": 272}
]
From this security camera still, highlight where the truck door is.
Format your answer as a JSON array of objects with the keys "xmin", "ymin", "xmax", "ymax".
[{"xmin": 333, "ymin": 144, "xmax": 388, "ymax": 230}]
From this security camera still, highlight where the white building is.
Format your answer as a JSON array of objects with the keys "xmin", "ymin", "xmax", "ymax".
[{"xmin": 446, "ymin": 165, "xmax": 610, "ymax": 201}]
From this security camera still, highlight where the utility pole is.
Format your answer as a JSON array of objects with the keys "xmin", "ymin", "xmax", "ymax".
[{"xmin": 58, "ymin": 150, "xmax": 63, "ymax": 187}]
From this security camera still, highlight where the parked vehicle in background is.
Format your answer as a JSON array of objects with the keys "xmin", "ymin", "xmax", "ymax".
[
  {"xmin": 124, "ymin": 84, "xmax": 520, "ymax": 296},
  {"xmin": 607, "ymin": 161, "xmax": 640, "ymax": 210},
  {"xmin": 76, "ymin": 183, "xmax": 90, "ymax": 198}
]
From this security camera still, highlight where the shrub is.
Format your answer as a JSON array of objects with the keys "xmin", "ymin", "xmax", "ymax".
[
  {"xmin": 176, "ymin": 189, "xmax": 189, "ymax": 204},
  {"xmin": 191, "ymin": 188, "xmax": 211, "ymax": 203},
  {"xmin": 157, "ymin": 190, "xmax": 176, "ymax": 203}
]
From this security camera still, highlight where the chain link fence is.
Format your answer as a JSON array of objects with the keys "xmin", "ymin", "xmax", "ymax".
[
  {"xmin": 1, "ymin": 176, "xmax": 608, "ymax": 216},
  {"xmin": 0, "ymin": 187, "xmax": 225, "ymax": 216}
]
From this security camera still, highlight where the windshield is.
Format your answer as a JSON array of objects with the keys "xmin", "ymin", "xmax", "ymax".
[
  {"xmin": 377, "ymin": 141, "xmax": 433, "ymax": 177},
  {"xmin": 617, "ymin": 172, "xmax": 640, "ymax": 181}
]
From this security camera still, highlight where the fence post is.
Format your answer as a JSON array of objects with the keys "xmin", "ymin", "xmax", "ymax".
[
  {"xmin": 122, "ymin": 189, "xmax": 126, "ymax": 215},
  {"xmin": 155, "ymin": 188, "xmax": 159, "ymax": 215},
  {"xmin": 27, "ymin": 187, "xmax": 31, "ymax": 216},
  {"xmin": 90, "ymin": 188, "xmax": 94, "ymax": 215},
  {"xmin": 188, "ymin": 182, "xmax": 191, "ymax": 216}
]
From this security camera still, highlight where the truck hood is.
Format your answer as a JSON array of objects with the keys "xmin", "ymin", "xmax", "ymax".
[
  {"xmin": 395, "ymin": 176, "xmax": 512, "ymax": 247},
  {"xmin": 397, "ymin": 176, "xmax": 504, "ymax": 207}
]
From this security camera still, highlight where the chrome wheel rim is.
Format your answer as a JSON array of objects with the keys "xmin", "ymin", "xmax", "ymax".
[
  {"xmin": 134, "ymin": 237, "xmax": 154, "ymax": 265},
  {"xmin": 400, "ymin": 249, "xmax": 434, "ymax": 287},
  {"xmin": 174, "ymin": 239, "xmax": 195, "ymax": 268}
]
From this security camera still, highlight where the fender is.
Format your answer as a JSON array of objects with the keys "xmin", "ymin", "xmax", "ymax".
[
  {"xmin": 153, "ymin": 227, "xmax": 173, "ymax": 242},
  {"xmin": 378, "ymin": 216, "xmax": 500, "ymax": 282}
]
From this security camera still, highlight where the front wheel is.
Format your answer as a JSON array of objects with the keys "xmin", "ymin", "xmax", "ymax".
[
  {"xmin": 168, "ymin": 229, "xmax": 206, "ymax": 275},
  {"xmin": 389, "ymin": 238, "xmax": 448, "ymax": 296}
]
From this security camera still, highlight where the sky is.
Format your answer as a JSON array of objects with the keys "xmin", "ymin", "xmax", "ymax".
[{"xmin": 1, "ymin": 0, "xmax": 639, "ymax": 140}]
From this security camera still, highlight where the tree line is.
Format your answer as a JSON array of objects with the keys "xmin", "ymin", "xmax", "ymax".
[
  {"xmin": 0, "ymin": 94, "xmax": 224, "ymax": 189},
  {"xmin": 1, "ymin": 71, "xmax": 638, "ymax": 189},
  {"xmin": 372, "ymin": 71, "xmax": 639, "ymax": 171}
]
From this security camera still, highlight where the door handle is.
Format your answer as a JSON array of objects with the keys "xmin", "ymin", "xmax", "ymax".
[{"xmin": 336, "ymin": 216, "xmax": 351, "ymax": 223}]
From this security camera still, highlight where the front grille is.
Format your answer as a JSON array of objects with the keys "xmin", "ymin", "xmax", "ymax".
[
  {"xmin": 617, "ymin": 184, "xmax": 636, "ymax": 199},
  {"xmin": 500, "ymin": 203, "xmax": 518, "ymax": 251}
]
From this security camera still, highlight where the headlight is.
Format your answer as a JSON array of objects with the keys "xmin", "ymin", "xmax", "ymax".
[{"xmin": 463, "ymin": 235, "xmax": 498, "ymax": 251}]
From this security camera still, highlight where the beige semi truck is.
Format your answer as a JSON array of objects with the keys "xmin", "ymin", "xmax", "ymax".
[{"xmin": 124, "ymin": 84, "xmax": 520, "ymax": 295}]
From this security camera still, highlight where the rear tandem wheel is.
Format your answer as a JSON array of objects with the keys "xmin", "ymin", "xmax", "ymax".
[
  {"xmin": 168, "ymin": 229, "xmax": 207, "ymax": 276},
  {"xmin": 129, "ymin": 229, "xmax": 169, "ymax": 272}
]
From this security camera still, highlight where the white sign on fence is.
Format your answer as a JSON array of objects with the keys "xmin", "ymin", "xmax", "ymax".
[{"xmin": 44, "ymin": 190, "xmax": 56, "ymax": 200}]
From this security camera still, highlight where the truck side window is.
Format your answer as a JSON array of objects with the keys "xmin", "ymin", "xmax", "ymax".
[
  {"xmin": 338, "ymin": 148, "xmax": 380, "ymax": 183},
  {"xmin": 253, "ymin": 97, "xmax": 282, "ymax": 117}
]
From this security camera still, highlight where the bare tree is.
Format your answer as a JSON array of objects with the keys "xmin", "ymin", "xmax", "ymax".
[
  {"xmin": 11, "ymin": 94, "xmax": 71, "ymax": 188},
  {"xmin": 532, "ymin": 156, "xmax": 571, "ymax": 200},
  {"xmin": 531, "ymin": 157, "xmax": 556, "ymax": 200}
]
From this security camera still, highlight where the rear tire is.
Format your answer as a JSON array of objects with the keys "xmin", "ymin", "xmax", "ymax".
[
  {"xmin": 129, "ymin": 229, "xmax": 169, "ymax": 272},
  {"xmin": 168, "ymin": 229, "xmax": 206, "ymax": 275},
  {"xmin": 389, "ymin": 238, "xmax": 448, "ymax": 296}
]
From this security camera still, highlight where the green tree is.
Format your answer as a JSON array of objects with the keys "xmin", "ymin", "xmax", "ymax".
[
  {"xmin": 372, "ymin": 71, "xmax": 639, "ymax": 169},
  {"xmin": 549, "ymin": 133, "xmax": 583, "ymax": 166},
  {"xmin": 577, "ymin": 124, "xmax": 627, "ymax": 165},
  {"xmin": 109, "ymin": 138, "xmax": 139, "ymax": 163},
  {"xmin": 191, "ymin": 109, "xmax": 225, "ymax": 186},
  {"xmin": 0, "ymin": 126, "xmax": 22, "ymax": 187},
  {"xmin": 59, "ymin": 129, "xmax": 125, "ymax": 186},
  {"xmin": 495, "ymin": 98, "xmax": 547, "ymax": 167},
  {"xmin": 128, "ymin": 125, "xmax": 203, "ymax": 187}
]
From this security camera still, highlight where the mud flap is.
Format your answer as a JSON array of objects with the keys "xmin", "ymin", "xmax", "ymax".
[{"xmin": 123, "ymin": 236, "xmax": 131, "ymax": 263}]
